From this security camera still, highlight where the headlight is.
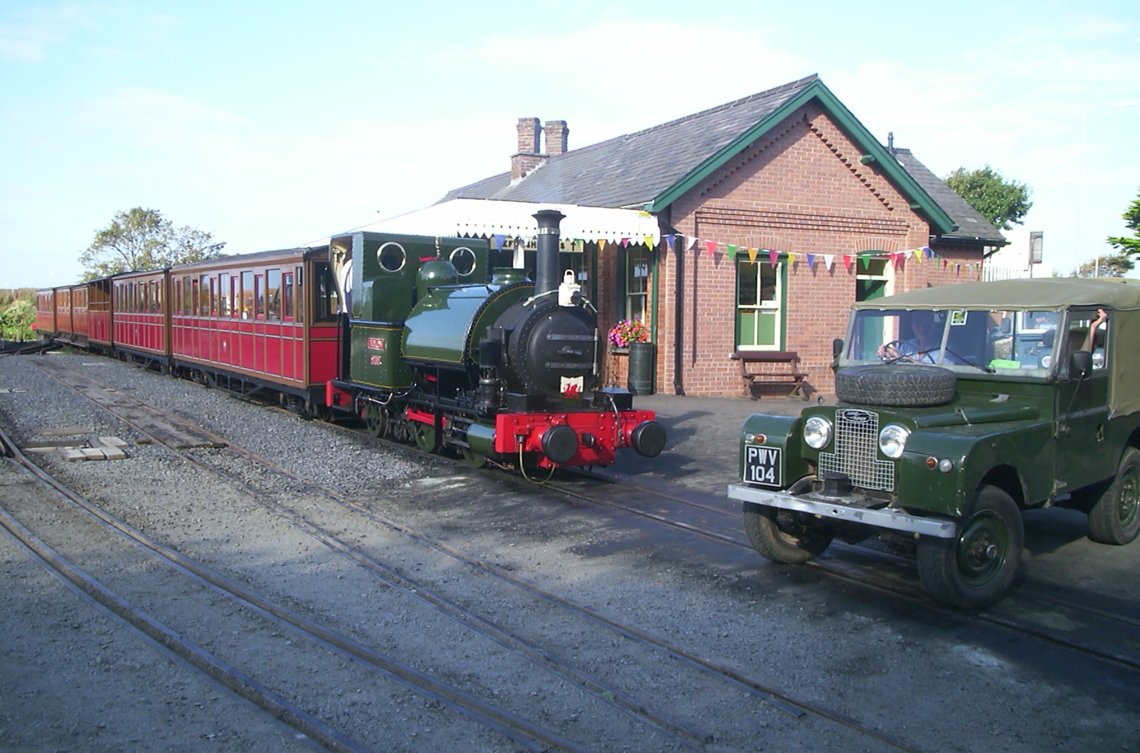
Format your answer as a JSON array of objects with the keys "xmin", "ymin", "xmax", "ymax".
[
  {"xmin": 803, "ymin": 416, "xmax": 832, "ymax": 449},
  {"xmin": 879, "ymin": 424, "xmax": 910, "ymax": 459}
]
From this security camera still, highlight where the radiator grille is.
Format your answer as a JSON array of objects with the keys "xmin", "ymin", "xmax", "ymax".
[{"xmin": 818, "ymin": 409, "xmax": 895, "ymax": 492}]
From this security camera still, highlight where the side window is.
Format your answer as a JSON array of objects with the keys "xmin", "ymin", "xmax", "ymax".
[
  {"xmin": 1065, "ymin": 309, "xmax": 1109, "ymax": 371},
  {"xmin": 736, "ymin": 258, "xmax": 783, "ymax": 350},
  {"xmin": 282, "ymin": 272, "xmax": 294, "ymax": 321},
  {"xmin": 219, "ymin": 273, "xmax": 231, "ymax": 317},
  {"xmin": 241, "ymin": 271, "xmax": 254, "ymax": 319},
  {"xmin": 267, "ymin": 269, "xmax": 281, "ymax": 321},
  {"xmin": 313, "ymin": 262, "xmax": 339, "ymax": 322}
]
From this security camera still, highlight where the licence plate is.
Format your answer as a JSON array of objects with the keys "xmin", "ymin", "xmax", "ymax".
[{"xmin": 743, "ymin": 444, "xmax": 782, "ymax": 487}]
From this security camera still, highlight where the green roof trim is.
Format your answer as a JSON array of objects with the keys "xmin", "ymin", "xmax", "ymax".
[{"xmin": 645, "ymin": 79, "xmax": 958, "ymax": 235}]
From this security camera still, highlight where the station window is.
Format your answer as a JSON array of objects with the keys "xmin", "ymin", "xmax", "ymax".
[{"xmin": 736, "ymin": 258, "xmax": 783, "ymax": 350}]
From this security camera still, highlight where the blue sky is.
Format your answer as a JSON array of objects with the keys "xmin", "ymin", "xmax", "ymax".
[{"xmin": 2, "ymin": 0, "xmax": 1137, "ymax": 288}]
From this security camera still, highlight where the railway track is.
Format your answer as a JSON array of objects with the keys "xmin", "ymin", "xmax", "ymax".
[
  {"xmin": 566, "ymin": 467, "xmax": 1140, "ymax": 675},
  {"xmin": 11, "ymin": 355, "xmax": 937, "ymax": 753}
]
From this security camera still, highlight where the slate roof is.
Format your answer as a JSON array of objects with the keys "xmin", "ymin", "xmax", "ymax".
[
  {"xmin": 441, "ymin": 75, "xmax": 822, "ymax": 209},
  {"xmin": 888, "ymin": 147, "xmax": 1005, "ymax": 245},
  {"xmin": 441, "ymin": 74, "xmax": 1003, "ymax": 246}
]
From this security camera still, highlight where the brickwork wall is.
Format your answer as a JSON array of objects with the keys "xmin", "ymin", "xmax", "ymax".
[{"xmin": 646, "ymin": 104, "xmax": 982, "ymax": 398}]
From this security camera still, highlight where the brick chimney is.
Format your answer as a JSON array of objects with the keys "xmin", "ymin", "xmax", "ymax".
[
  {"xmin": 511, "ymin": 117, "xmax": 543, "ymax": 181},
  {"xmin": 544, "ymin": 120, "xmax": 569, "ymax": 157}
]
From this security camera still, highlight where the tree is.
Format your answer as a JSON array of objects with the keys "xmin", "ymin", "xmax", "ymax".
[
  {"xmin": 79, "ymin": 208, "xmax": 227, "ymax": 280},
  {"xmin": 0, "ymin": 295, "xmax": 35, "ymax": 341},
  {"xmin": 1106, "ymin": 188, "xmax": 1140, "ymax": 257},
  {"xmin": 1075, "ymin": 253, "xmax": 1135, "ymax": 278},
  {"xmin": 944, "ymin": 166, "xmax": 1033, "ymax": 231}
]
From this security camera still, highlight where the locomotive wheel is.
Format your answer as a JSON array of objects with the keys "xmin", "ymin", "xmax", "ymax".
[
  {"xmin": 460, "ymin": 448, "xmax": 487, "ymax": 468},
  {"xmin": 413, "ymin": 423, "xmax": 437, "ymax": 453},
  {"xmin": 364, "ymin": 405, "xmax": 387, "ymax": 438}
]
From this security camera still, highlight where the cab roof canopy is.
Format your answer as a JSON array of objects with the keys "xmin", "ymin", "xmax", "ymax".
[{"xmin": 854, "ymin": 278, "xmax": 1140, "ymax": 312}]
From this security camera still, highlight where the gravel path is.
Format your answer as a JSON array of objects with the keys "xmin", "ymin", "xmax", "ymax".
[{"xmin": 1, "ymin": 352, "xmax": 1138, "ymax": 753}]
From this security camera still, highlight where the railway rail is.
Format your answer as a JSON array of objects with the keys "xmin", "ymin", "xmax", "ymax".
[
  {"xmin": 565, "ymin": 468, "xmax": 1140, "ymax": 675},
  {"xmin": 3, "ymin": 353, "xmax": 1137, "ymax": 752},
  {"xmin": 18, "ymin": 353, "xmax": 931, "ymax": 753}
]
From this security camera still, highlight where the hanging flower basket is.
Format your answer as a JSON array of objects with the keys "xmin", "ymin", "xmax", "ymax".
[{"xmin": 608, "ymin": 318, "xmax": 650, "ymax": 349}]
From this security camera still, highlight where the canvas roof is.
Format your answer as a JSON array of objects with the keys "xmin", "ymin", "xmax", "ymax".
[
  {"xmin": 343, "ymin": 198, "xmax": 659, "ymax": 246},
  {"xmin": 852, "ymin": 277, "xmax": 1140, "ymax": 311}
]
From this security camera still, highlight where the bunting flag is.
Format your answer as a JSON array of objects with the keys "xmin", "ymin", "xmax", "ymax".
[
  {"xmin": 493, "ymin": 234, "xmax": 506, "ymax": 250},
  {"xmin": 638, "ymin": 230, "xmax": 976, "ymax": 279}
]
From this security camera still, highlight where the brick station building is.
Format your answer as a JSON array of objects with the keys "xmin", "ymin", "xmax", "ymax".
[{"xmin": 438, "ymin": 74, "xmax": 1005, "ymax": 398}]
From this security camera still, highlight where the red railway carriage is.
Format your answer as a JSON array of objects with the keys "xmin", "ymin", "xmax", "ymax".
[
  {"xmin": 51, "ymin": 286, "xmax": 80, "ymax": 344},
  {"xmin": 87, "ymin": 277, "xmax": 114, "ymax": 351},
  {"xmin": 33, "ymin": 289, "xmax": 55, "ymax": 337},
  {"xmin": 113, "ymin": 269, "xmax": 171, "ymax": 367},
  {"xmin": 169, "ymin": 246, "xmax": 341, "ymax": 409}
]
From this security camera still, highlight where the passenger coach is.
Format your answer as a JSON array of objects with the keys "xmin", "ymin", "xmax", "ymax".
[{"xmin": 169, "ymin": 247, "xmax": 341, "ymax": 412}]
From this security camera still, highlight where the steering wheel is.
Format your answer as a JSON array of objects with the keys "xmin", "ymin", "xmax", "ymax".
[{"xmin": 880, "ymin": 339, "xmax": 921, "ymax": 362}]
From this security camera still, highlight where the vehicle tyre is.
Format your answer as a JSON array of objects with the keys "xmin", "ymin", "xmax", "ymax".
[
  {"xmin": 834, "ymin": 364, "xmax": 956, "ymax": 407},
  {"xmin": 743, "ymin": 505, "xmax": 833, "ymax": 564},
  {"xmin": 916, "ymin": 485, "xmax": 1023, "ymax": 608},
  {"xmin": 1087, "ymin": 446, "xmax": 1140, "ymax": 545}
]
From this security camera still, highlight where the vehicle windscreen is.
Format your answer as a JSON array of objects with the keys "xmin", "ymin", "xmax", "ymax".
[{"xmin": 843, "ymin": 308, "xmax": 1061, "ymax": 377}]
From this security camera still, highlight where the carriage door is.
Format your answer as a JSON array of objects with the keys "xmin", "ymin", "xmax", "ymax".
[{"xmin": 1054, "ymin": 307, "xmax": 1113, "ymax": 495}]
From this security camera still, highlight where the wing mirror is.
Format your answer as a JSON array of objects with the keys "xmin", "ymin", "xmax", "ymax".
[{"xmin": 1070, "ymin": 350, "xmax": 1093, "ymax": 380}]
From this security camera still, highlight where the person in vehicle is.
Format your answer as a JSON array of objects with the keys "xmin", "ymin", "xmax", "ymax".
[{"xmin": 878, "ymin": 311, "xmax": 962, "ymax": 363}]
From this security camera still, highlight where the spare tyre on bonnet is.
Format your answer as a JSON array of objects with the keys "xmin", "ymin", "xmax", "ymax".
[{"xmin": 728, "ymin": 277, "xmax": 1140, "ymax": 608}]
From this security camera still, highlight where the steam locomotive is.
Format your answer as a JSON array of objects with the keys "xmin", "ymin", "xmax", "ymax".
[{"xmin": 34, "ymin": 209, "xmax": 666, "ymax": 471}]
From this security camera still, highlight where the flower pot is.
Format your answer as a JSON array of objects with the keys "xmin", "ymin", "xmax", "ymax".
[{"xmin": 627, "ymin": 341, "xmax": 655, "ymax": 395}]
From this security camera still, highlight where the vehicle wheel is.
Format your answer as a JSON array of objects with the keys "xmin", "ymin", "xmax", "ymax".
[
  {"xmin": 413, "ymin": 423, "xmax": 437, "ymax": 453},
  {"xmin": 834, "ymin": 364, "xmax": 956, "ymax": 407},
  {"xmin": 364, "ymin": 405, "xmax": 388, "ymax": 438},
  {"xmin": 743, "ymin": 505, "xmax": 833, "ymax": 564},
  {"xmin": 916, "ymin": 485, "xmax": 1023, "ymax": 608},
  {"xmin": 1087, "ymin": 447, "xmax": 1140, "ymax": 545},
  {"xmin": 460, "ymin": 448, "xmax": 487, "ymax": 468}
]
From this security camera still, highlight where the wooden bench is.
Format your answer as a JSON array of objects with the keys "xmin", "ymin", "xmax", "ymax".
[{"xmin": 732, "ymin": 351, "xmax": 806, "ymax": 398}]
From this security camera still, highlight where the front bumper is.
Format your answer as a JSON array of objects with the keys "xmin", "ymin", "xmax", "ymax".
[{"xmin": 726, "ymin": 483, "xmax": 957, "ymax": 539}]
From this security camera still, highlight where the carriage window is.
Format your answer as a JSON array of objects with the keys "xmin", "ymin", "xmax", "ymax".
[
  {"xmin": 314, "ymin": 262, "xmax": 339, "ymax": 322},
  {"xmin": 267, "ymin": 269, "xmax": 281, "ymax": 321},
  {"xmin": 218, "ymin": 273, "xmax": 230, "ymax": 316},
  {"xmin": 295, "ymin": 266, "xmax": 305, "ymax": 322},
  {"xmin": 241, "ymin": 271, "xmax": 253, "ymax": 319},
  {"xmin": 209, "ymin": 277, "xmax": 217, "ymax": 316},
  {"xmin": 254, "ymin": 274, "xmax": 264, "ymax": 319},
  {"xmin": 198, "ymin": 275, "xmax": 208, "ymax": 316},
  {"xmin": 282, "ymin": 272, "xmax": 294, "ymax": 321}
]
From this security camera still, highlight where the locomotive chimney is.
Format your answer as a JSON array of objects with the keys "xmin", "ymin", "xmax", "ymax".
[{"xmin": 533, "ymin": 209, "xmax": 565, "ymax": 297}]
